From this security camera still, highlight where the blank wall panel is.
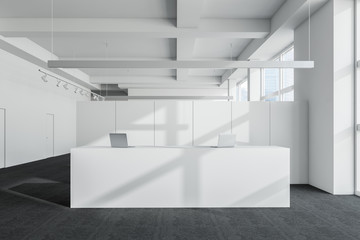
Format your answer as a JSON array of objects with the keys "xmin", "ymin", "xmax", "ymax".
[
  {"xmin": 270, "ymin": 102, "xmax": 308, "ymax": 184},
  {"xmin": 0, "ymin": 109, "xmax": 5, "ymax": 168},
  {"xmin": 77, "ymin": 101, "xmax": 115, "ymax": 146},
  {"xmin": 194, "ymin": 101, "xmax": 231, "ymax": 146},
  {"xmin": 232, "ymin": 102, "xmax": 270, "ymax": 146},
  {"xmin": 155, "ymin": 101, "xmax": 193, "ymax": 146},
  {"xmin": 116, "ymin": 101, "xmax": 154, "ymax": 146}
]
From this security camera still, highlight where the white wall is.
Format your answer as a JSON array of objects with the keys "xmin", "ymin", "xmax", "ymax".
[
  {"xmin": 333, "ymin": 0, "xmax": 355, "ymax": 195},
  {"xmin": 232, "ymin": 102, "xmax": 270, "ymax": 145},
  {"xmin": 193, "ymin": 102, "xmax": 232, "ymax": 146},
  {"xmin": 0, "ymin": 48, "xmax": 88, "ymax": 167},
  {"xmin": 116, "ymin": 101, "xmax": 155, "ymax": 146},
  {"xmin": 249, "ymin": 69, "xmax": 262, "ymax": 101},
  {"xmin": 0, "ymin": 109, "xmax": 5, "ymax": 168},
  {"xmin": 77, "ymin": 101, "xmax": 115, "ymax": 147},
  {"xmin": 77, "ymin": 101, "xmax": 308, "ymax": 184},
  {"xmin": 295, "ymin": 0, "xmax": 355, "ymax": 194},
  {"xmin": 271, "ymin": 102, "xmax": 309, "ymax": 184},
  {"xmin": 155, "ymin": 101, "xmax": 193, "ymax": 146}
]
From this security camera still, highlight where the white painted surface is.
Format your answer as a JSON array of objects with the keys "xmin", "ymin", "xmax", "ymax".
[
  {"xmin": 193, "ymin": 101, "xmax": 231, "ymax": 146},
  {"xmin": 271, "ymin": 102, "xmax": 309, "ymax": 184},
  {"xmin": 116, "ymin": 101, "xmax": 154, "ymax": 146},
  {"xmin": 0, "ymin": 109, "xmax": 5, "ymax": 168},
  {"xmin": 0, "ymin": 48, "xmax": 87, "ymax": 167},
  {"xmin": 45, "ymin": 114, "xmax": 54, "ymax": 157},
  {"xmin": 295, "ymin": 1, "xmax": 334, "ymax": 193},
  {"xmin": 333, "ymin": 0, "xmax": 355, "ymax": 195},
  {"xmin": 71, "ymin": 146, "xmax": 290, "ymax": 208},
  {"xmin": 76, "ymin": 101, "xmax": 115, "ymax": 147},
  {"xmin": 249, "ymin": 69, "xmax": 261, "ymax": 101},
  {"xmin": 77, "ymin": 101, "xmax": 309, "ymax": 184},
  {"xmin": 295, "ymin": 0, "xmax": 355, "ymax": 194},
  {"xmin": 232, "ymin": 102, "xmax": 270, "ymax": 146},
  {"xmin": 128, "ymin": 88, "xmax": 228, "ymax": 97},
  {"xmin": 356, "ymin": 0, "xmax": 360, "ymax": 197},
  {"xmin": 155, "ymin": 101, "xmax": 192, "ymax": 146}
]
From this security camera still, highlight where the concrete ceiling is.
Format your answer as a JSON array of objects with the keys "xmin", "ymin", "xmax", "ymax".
[{"xmin": 0, "ymin": 0, "xmax": 328, "ymax": 90}]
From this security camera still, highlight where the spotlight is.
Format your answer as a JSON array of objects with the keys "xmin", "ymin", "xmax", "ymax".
[
  {"xmin": 86, "ymin": 93, "xmax": 90, "ymax": 97},
  {"xmin": 63, "ymin": 83, "xmax": 69, "ymax": 90},
  {"xmin": 80, "ymin": 90, "xmax": 85, "ymax": 95},
  {"xmin": 56, "ymin": 80, "xmax": 62, "ymax": 87},
  {"xmin": 74, "ymin": 88, "xmax": 79, "ymax": 93},
  {"xmin": 41, "ymin": 74, "xmax": 48, "ymax": 82}
]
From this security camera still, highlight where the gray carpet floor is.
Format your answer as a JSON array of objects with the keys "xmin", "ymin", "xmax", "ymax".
[{"xmin": 0, "ymin": 154, "xmax": 359, "ymax": 240}]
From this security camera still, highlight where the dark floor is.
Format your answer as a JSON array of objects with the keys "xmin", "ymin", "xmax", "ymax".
[{"xmin": 0, "ymin": 155, "xmax": 360, "ymax": 240}]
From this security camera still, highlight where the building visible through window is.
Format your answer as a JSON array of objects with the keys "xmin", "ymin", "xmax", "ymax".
[{"xmin": 261, "ymin": 45, "xmax": 294, "ymax": 102}]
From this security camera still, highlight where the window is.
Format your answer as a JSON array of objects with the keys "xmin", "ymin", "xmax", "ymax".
[
  {"xmin": 236, "ymin": 79, "xmax": 248, "ymax": 102},
  {"xmin": 261, "ymin": 46, "xmax": 294, "ymax": 102}
]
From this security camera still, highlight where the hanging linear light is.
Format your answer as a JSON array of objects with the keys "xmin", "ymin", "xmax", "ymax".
[
  {"xmin": 47, "ymin": 60, "xmax": 314, "ymax": 69},
  {"xmin": 38, "ymin": 69, "xmax": 104, "ymax": 101},
  {"xmin": 105, "ymin": 96, "xmax": 234, "ymax": 100},
  {"xmin": 41, "ymin": 74, "xmax": 48, "ymax": 82}
]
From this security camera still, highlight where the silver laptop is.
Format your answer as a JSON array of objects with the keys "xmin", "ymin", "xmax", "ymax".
[
  {"xmin": 217, "ymin": 134, "xmax": 236, "ymax": 148},
  {"xmin": 109, "ymin": 133, "xmax": 128, "ymax": 148}
]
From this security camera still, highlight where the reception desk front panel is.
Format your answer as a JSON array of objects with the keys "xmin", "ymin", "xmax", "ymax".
[{"xmin": 71, "ymin": 146, "xmax": 290, "ymax": 208}]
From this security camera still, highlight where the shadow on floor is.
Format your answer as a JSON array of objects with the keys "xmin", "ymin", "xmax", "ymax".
[{"xmin": 9, "ymin": 182, "xmax": 70, "ymax": 207}]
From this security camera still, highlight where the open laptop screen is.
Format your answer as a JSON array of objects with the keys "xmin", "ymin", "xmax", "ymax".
[{"xmin": 109, "ymin": 133, "xmax": 128, "ymax": 148}]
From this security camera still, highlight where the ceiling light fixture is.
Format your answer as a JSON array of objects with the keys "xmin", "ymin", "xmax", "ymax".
[
  {"xmin": 38, "ymin": 69, "xmax": 104, "ymax": 101},
  {"xmin": 47, "ymin": 60, "xmax": 314, "ymax": 69}
]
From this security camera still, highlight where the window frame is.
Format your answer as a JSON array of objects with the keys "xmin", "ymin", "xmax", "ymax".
[{"xmin": 261, "ymin": 45, "xmax": 295, "ymax": 102}]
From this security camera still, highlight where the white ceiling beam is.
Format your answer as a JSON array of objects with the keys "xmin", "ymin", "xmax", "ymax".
[
  {"xmin": 91, "ymin": 76, "xmax": 220, "ymax": 84},
  {"xmin": 0, "ymin": 37, "xmax": 98, "ymax": 90},
  {"xmin": 118, "ymin": 84, "xmax": 226, "ymax": 89},
  {"xmin": 0, "ymin": 18, "xmax": 270, "ymax": 39},
  {"xmin": 177, "ymin": 0, "xmax": 204, "ymax": 28},
  {"xmin": 48, "ymin": 59, "xmax": 314, "ymax": 69},
  {"xmin": 176, "ymin": 0, "xmax": 203, "ymax": 81},
  {"xmin": 176, "ymin": 38, "xmax": 196, "ymax": 81},
  {"xmin": 220, "ymin": 0, "xmax": 312, "ymax": 85}
]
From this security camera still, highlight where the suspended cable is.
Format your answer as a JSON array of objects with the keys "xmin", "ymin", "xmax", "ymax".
[
  {"xmin": 51, "ymin": 0, "xmax": 54, "ymax": 59},
  {"xmin": 308, "ymin": 0, "xmax": 311, "ymax": 61}
]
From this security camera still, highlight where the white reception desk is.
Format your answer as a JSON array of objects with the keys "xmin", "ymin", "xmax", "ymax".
[{"xmin": 71, "ymin": 146, "xmax": 290, "ymax": 208}]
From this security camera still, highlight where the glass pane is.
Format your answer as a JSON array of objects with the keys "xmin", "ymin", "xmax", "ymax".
[
  {"xmin": 283, "ymin": 68, "xmax": 294, "ymax": 88},
  {"xmin": 264, "ymin": 96, "xmax": 279, "ymax": 102},
  {"xmin": 282, "ymin": 48, "xmax": 294, "ymax": 61},
  {"xmin": 264, "ymin": 68, "xmax": 280, "ymax": 96},
  {"xmin": 283, "ymin": 90, "xmax": 294, "ymax": 101},
  {"xmin": 240, "ymin": 81, "xmax": 248, "ymax": 102}
]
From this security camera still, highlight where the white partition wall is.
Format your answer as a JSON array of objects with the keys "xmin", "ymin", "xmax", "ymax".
[
  {"xmin": 232, "ymin": 102, "xmax": 270, "ymax": 145},
  {"xmin": 271, "ymin": 102, "xmax": 309, "ymax": 184},
  {"xmin": 77, "ymin": 101, "xmax": 115, "ymax": 147},
  {"xmin": 155, "ymin": 101, "xmax": 192, "ymax": 146},
  {"xmin": 193, "ymin": 101, "xmax": 231, "ymax": 146},
  {"xmin": 116, "ymin": 101, "xmax": 155, "ymax": 146},
  {"xmin": 0, "ymin": 109, "xmax": 5, "ymax": 168},
  {"xmin": 77, "ymin": 101, "xmax": 309, "ymax": 184}
]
